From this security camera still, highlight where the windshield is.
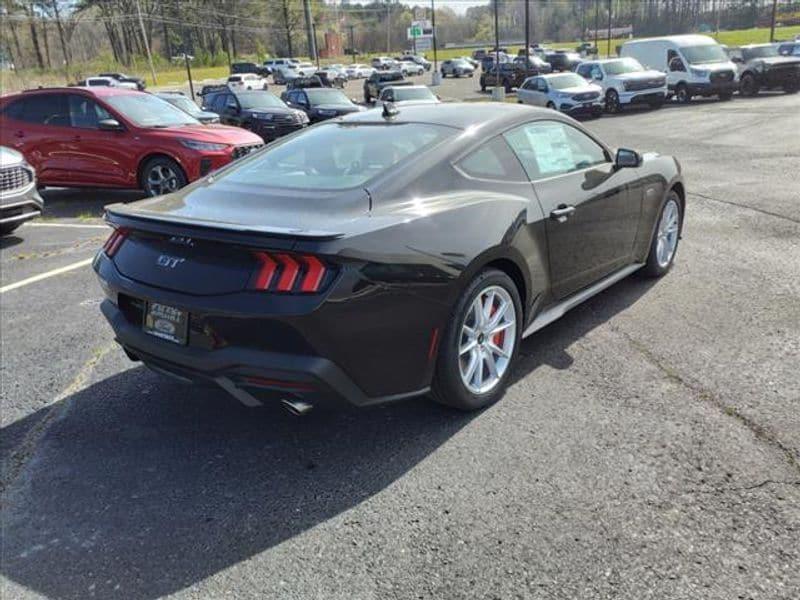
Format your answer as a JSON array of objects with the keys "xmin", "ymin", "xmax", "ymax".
[
  {"xmin": 681, "ymin": 44, "xmax": 728, "ymax": 64},
  {"xmin": 105, "ymin": 94, "xmax": 198, "ymax": 127},
  {"xmin": 393, "ymin": 87, "xmax": 436, "ymax": 101},
  {"xmin": 237, "ymin": 92, "xmax": 285, "ymax": 109},
  {"xmin": 163, "ymin": 96, "xmax": 203, "ymax": 116},
  {"xmin": 603, "ymin": 58, "xmax": 644, "ymax": 74},
  {"xmin": 548, "ymin": 73, "xmax": 587, "ymax": 89},
  {"xmin": 215, "ymin": 122, "xmax": 454, "ymax": 190},
  {"xmin": 306, "ymin": 88, "xmax": 351, "ymax": 105},
  {"xmin": 743, "ymin": 45, "xmax": 779, "ymax": 60}
]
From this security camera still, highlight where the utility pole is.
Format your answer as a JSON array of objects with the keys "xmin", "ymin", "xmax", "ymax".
[
  {"xmin": 431, "ymin": 0, "xmax": 439, "ymax": 82},
  {"xmin": 181, "ymin": 25, "xmax": 194, "ymax": 100},
  {"xmin": 303, "ymin": 0, "xmax": 316, "ymax": 63},
  {"xmin": 386, "ymin": 3, "xmax": 391, "ymax": 54},
  {"xmin": 524, "ymin": 0, "xmax": 530, "ymax": 77},
  {"xmin": 606, "ymin": 0, "xmax": 612, "ymax": 58},
  {"xmin": 312, "ymin": 23, "xmax": 320, "ymax": 69},
  {"xmin": 349, "ymin": 24, "xmax": 356, "ymax": 64},
  {"xmin": 493, "ymin": 0, "xmax": 501, "ymax": 100},
  {"xmin": 135, "ymin": 0, "xmax": 157, "ymax": 85},
  {"xmin": 769, "ymin": 0, "xmax": 778, "ymax": 42},
  {"xmin": 594, "ymin": 0, "xmax": 599, "ymax": 53}
]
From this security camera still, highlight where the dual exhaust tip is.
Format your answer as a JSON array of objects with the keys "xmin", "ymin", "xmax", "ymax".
[{"xmin": 281, "ymin": 398, "xmax": 314, "ymax": 416}]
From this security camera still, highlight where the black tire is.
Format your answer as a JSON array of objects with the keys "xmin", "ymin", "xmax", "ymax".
[
  {"xmin": 641, "ymin": 190, "xmax": 683, "ymax": 278},
  {"xmin": 675, "ymin": 83, "xmax": 691, "ymax": 104},
  {"xmin": 441, "ymin": 71, "xmax": 446, "ymax": 78},
  {"xmin": 718, "ymin": 91, "xmax": 733, "ymax": 101},
  {"xmin": 784, "ymin": 81, "xmax": 799, "ymax": 94},
  {"xmin": 648, "ymin": 97, "xmax": 664, "ymax": 109},
  {"xmin": 480, "ymin": 79, "xmax": 486, "ymax": 92},
  {"xmin": 605, "ymin": 89, "xmax": 621, "ymax": 113},
  {"xmin": 140, "ymin": 156, "xmax": 188, "ymax": 197},
  {"xmin": 431, "ymin": 268, "xmax": 523, "ymax": 411},
  {"xmin": 504, "ymin": 80, "xmax": 513, "ymax": 93},
  {"xmin": 0, "ymin": 222, "xmax": 22, "ymax": 236},
  {"xmin": 739, "ymin": 73, "xmax": 758, "ymax": 97}
]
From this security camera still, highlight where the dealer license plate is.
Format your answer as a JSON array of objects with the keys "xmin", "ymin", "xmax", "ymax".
[{"xmin": 143, "ymin": 302, "xmax": 189, "ymax": 345}]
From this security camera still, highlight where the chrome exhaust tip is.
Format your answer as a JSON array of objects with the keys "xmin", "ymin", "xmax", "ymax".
[{"xmin": 281, "ymin": 398, "xmax": 314, "ymax": 416}]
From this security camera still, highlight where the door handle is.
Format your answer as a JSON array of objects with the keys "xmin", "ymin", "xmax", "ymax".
[{"xmin": 550, "ymin": 205, "xmax": 576, "ymax": 223}]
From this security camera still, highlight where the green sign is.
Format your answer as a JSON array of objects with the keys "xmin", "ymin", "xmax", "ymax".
[{"xmin": 410, "ymin": 26, "xmax": 422, "ymax": 38}]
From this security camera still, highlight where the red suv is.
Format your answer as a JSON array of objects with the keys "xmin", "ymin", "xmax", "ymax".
[{"xmin": 0, "ymin": 87, "xmax": 264, "ymax": 196}]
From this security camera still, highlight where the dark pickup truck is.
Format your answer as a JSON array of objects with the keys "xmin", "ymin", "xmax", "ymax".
[
  {"xmin": 479, "ymin": 63, "xmax": 528, "ymax": 92},
  {"xmin": 363, "ymin": 71, "xmax": 412, "ymax": 102}
]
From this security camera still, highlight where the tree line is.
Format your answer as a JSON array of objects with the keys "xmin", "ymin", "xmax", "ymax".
[{"xmin": 1, "ymin": 1, "xmax": 797, "ymax": 74}]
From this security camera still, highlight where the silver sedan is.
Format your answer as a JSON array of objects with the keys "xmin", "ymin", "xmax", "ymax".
[{"xmin": 517, "ymin": 72, "xmax": 604, "ymax": 118}]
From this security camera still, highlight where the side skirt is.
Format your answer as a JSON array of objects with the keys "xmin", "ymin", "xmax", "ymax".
[{"xmin": 522, "ymin": 263, "xmax": 644, "ymax": 338}]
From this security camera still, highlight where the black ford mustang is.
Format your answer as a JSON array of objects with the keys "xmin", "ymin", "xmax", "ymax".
[{"xmin": 95, "ymin": 103, "xmax": 684, "ymax": 412}]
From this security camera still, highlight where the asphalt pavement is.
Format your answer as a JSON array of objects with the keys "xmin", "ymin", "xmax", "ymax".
[{"xmin": 1, "ymin": 88, "xmax": 799, "ymax": 599}]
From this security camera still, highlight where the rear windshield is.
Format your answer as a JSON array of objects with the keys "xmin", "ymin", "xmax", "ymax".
[
  {"xmin": 393, "ymin": 87, "xmax": 436, "ymax": 101},
  {"xmin": 214, "ymin": 122, "xmax": 454, "ymax": 190},
  {"xmin": 742, "ymin": 45, "xmax": 779, "ymax": 60}
]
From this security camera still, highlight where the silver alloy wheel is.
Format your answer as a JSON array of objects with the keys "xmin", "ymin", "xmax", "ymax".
[
  {"xmin": 656, "ymin": 198, "xmax": 680, "ymax": 268},
  {"xmin": 146, "ymin": 164, "xmax": 180, "ymax": 197},
  {"xmin": 458, "ymin": 285, "xmax": 517, "ymax": 394}
]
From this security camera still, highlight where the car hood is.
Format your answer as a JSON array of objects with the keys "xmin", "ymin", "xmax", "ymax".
[
  {"xmin": 106, "ymin": 180, "xmax": 370, "ymax": 240},
  {"xmin": 756, "ymin": 56, "xmax": 800, "ymax": 67},
  {"xmin": 690, "ymin": 61, "xmax": 735, "ymax": 71},
  {"xmin": 614, "ymin": 70, "xmax": 665, "ymax": 80},
  {"xmin": 557, "ymin": 84, "xmax": 602, "ymax": 94},
  {"xmin": 313, "ymin": 104, "xmax": 360, "ymax": 113},
  {"xmin": 145, "ymin": 124, "xmax": 262, "ymax": 145},
  {"xmin": 0, "ymin": 146, "xmax": 24, "ymax": 167},
  {"xmin": 247, "ymin": 106, "xmax": 295, "ymax": 116}
]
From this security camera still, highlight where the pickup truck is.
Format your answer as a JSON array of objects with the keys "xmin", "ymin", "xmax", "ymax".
[{"xmin": 363, "ymin": 71, "xmax": 412, "ymax": 103}]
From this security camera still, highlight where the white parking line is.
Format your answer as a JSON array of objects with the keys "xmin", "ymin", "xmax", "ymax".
[
  {"xmin": 0, "ymin": 257, "xmax": 94, "ymax": 294},
  {"xmin": 26, "ymin": 222, "xmax": 109, "ymax": 229}
]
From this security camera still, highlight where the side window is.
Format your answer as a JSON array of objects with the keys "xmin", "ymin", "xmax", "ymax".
[
  {"xmin": 7, "ymin": 94, "xmax": 70, "ymax": 126},
  {"xmin": 576, "ymin": 63, "xmax": 591, "ymax": 78},
  {"xmin": 590, "ymin": 65, "xmax": 603, "ymax": 80},
  {"xmin": 536, "ymin": 79, "xmax": 548, "ymax": 92},
  {"xmin": 210, "ymin": 94, "xmax": 225, "ymax": 112},
  {"xmin": 456, "ymin": 136, "xmax": 527, "ymax": 182},
  {"xmin": 503, "ymin": 121, "xmax": 608, "ymax": 180},
  {"xmin": 68, "ymin": 95, "xmax": 112, "ymax": 129}
]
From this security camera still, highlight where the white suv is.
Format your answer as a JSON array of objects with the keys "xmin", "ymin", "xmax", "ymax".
[
  {"xmin": 226, "ymin": 73, "xmax": 267, "ymax": 91},
  {"xmin": 576, "ymin": 57, "xmax": 667, "ymax": 112}
]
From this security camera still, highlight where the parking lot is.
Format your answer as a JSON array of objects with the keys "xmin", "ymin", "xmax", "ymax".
[{"xmin": 1, "ymin": 86, "xmax": 799, "ymax": 599}]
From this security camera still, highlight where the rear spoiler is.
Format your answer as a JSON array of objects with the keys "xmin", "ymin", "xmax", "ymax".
[{"xmin": 105, "ymin": 205, "xmax": 345, "ymax": 249}]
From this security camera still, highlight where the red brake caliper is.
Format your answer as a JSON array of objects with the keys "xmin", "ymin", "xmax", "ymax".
[{"xmin": 489, "ymin": 295, "xmax": 504, "ymax": 347}]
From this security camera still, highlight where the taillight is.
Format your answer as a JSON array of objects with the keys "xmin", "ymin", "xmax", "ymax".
[
  {"xmin": 102, "ymin": 227, "xmax": 129, "ymax": 257},
  {"xmin": 250, "ymin": 252, "xmax": 330, "ymax": 294}
]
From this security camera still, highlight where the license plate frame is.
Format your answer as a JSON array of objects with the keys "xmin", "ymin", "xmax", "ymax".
[{"xmin": 143, "ymin": 301, "xmax": 189, "ymax": 345}]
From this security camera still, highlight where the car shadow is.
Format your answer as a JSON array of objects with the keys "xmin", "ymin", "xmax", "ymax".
[
  {"xmin": 41, "ymin": 188, "xmax": 145, "ymax": 219},
  {"xmin": 0, "ymin": 367, "xmax": 475, "ymax": 599},
  {"xmin": 1, "ymin": 271, "xmax": 659, "ymax": 599},
  {"xmin": 509, "ymin": 273, "xmax": 659, "ymax": 384},
  {"xmin": 0, "ymin": 234, "xmax": 24, "ymax": 250}
]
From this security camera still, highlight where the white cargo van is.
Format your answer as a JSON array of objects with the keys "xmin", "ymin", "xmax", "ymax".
[{"xmin": 620, "ymin": 35, "xmax": 738, "ymax": 103}]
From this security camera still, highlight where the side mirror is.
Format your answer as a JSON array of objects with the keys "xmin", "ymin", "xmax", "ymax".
[
  {"xmin": 731, "ymin": 56, "xmax": 744, "ymax": 64},
  {"xmin": 615, "ymin": 148, "xmax": 641, "ymax": 169},
  {"xmin": 98, "ymin": 118, "xmax": 123, "ymax": 131}
]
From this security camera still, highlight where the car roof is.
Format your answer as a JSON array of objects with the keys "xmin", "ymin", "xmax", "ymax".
[
  {"xmin": 740, "ymin": 43, "xmax": 775, "ymax": 49},
  {"xmin": 626, "ymin": 34, "xmax": 718, "ymax": 47},
  {"xmin": 341, "ymin": 102, "xmax": 554, "ymax": 131},
  {"xmin": 19, "ymin": 86, "xmax": 141, "ymax": 98}
]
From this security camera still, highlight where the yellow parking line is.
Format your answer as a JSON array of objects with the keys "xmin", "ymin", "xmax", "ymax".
[{"xmin": 0, "ymin": 257, "xmax": 94, "ymax": 294}]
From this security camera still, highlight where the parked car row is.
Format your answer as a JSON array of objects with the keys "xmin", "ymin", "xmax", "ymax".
[{"xmin": 499, "ymin": 35, "xmax": 798, "ymax": 117}]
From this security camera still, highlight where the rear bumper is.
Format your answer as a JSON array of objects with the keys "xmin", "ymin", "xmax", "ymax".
[
  {"xmin": 101, "ymin": 299, "xmax": 425, "ymax": 407},
  {"xmin": 94, "ymin": 250, "xmax": 444, "ymax": 407}
]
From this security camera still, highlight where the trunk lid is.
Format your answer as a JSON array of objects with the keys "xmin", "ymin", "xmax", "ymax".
[{"xmin": 106, "ymin": 182, "xmax": 368, "ymax": 295}]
